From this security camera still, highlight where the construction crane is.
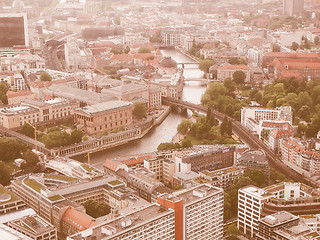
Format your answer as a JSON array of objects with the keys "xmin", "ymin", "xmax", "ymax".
[
  {"xmin": 26, "ymin": 122, "xmax": 38, "ymax": 154},
  {"xmin": 148, "ymin": 59, "xmax": 152, "ymax": 113}
]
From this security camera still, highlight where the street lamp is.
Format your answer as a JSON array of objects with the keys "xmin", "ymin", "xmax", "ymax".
[{"xmin": 26, "ymin": 122, "xmax": 37, "ymax": 154}]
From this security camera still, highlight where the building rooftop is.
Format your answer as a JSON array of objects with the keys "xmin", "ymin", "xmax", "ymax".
[
  {"xmin": 68, "ymin": 204, "xmax": 173, "ymax": 240},
  {"xmin": 174, "ymin": 171, "xmax": 199, "ymax": 181},
  {"xmin": 63, "ymin": 207, "xmax": 96, "ymax": 232},
  {"xmin": 76, "ymin": 100, "xmax": 132, "ymax": 115},
  {"xmin": 0, "ymin": 224, "xmax": 32, "ymax": 240},
  {"xmin": 260, "ymin": 211, "xmax": 298, "ymax": 227},
  {"xmin": 0, "ymin": 185, "xmax": 20, "ymax": 204}
]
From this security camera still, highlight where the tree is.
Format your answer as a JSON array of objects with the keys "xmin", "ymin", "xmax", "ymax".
[
  {"xmin": 198, "ymin": 59, "xmax": 215, "ymax": 73},
  {"xmin": 70, "ymin": 129, "xmax": 83, "ymax": 144},
  {"xmin": 0, "ymin": 82, "xmax": 9, "ymax": 93},
  {"xmin": 315, "ymin": 36, "xmax": 320, "ymax": 45},
  {"xmin": 291, "ymin": 42, "xmax": 299, "ymax": 51},
  {"xmin": 272, "ymin": 43, "xmax": 280, "ymax": 52},
  {"xmin": 0, "ymin": 91, "xmax": 8, "ymax": 104},
  {"xmin": 0, "ymin": 137, "xmax": 27, "ymax": 163},
  {"xmin": 40, "ymin": 72, "xmax": 52, "ymax": 82},
  {"xmin": 124, "ymin": 46, "xmax": 130, "ymax": 54},
  {"xmin": 150, "ymin": 30, "xmax": 161, "ymax": 43},
  {"xmin": 220, "ymin": 116, "xmax": 228, "ymax": 136},
  {"xmin": 244, "ymin": 170, "xmax": 268, "ymax": 187},
  {"xmin": 233, "ymin": 71, "xmax": 246, "ymax": 85},
  {"xmin": 84, "ymin": 200, "xmax": 111, "ymax": 218},
  {"xmin": 0, "ymin": 161, "xmax": 11, "ymax": 186},
  {"xmin": 132, "ymin": 102, "xmax": 147, "ymax": 119},
  {"xmin": 177, "ymin": 120, "xmax": 192, "ymax": 135},
  {"xmin": 138, "ymin": 47, "xmax": 151, "ymax": 53},
  {"xmin": 181, "ymin": 139, "xmax": 192, "ymax": 148},
  {"xmin": 226, "ymin": 223, "xmax": 241, "ymax": 237},
  {"xmin": 110, "ymin": 48, "xmax": 123, "ymax": 54},
  {"xmin": 21, "ymin": 123, "xmax": 35, "ymax": 138}
]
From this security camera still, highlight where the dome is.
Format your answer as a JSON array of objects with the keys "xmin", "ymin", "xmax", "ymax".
[
  {"xmin": 159, "ymin": 57, "xmax": 177, "ymax": 68},
  {"xmin": 12, "ymin": 0, "xmax": 25, "ymax": 8}
]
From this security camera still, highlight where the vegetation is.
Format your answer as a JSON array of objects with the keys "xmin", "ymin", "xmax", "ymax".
[
  {"xmin": 40, "ymin": 71, "xmax": 52, "ymax": 82},
  {"xmin": 224, "ymin": 170, "xmax": 268, "ymax": 221},
  {"xmin": 233, "ymin": 71, "xmax": 246, "ymax": 85},
  {"xmin": 0, "ymin": 81, "xmax": 9, "ymax": 104},
  {"xmin": 0, "ymin": 161, "xmax": 11, "ymax": 186},
  {"xmin": 225, "ymin": 223, "xmax": 241, "ymax": 238},
  {"xmin": 138, "ymin": 47, "xmax": 151, "ymax": 53},
  {"xmin": 41, "ymin": 128, "xmax": 83, "ymax": 149},
  {"xmin": 150, "ymin": 30, "xmax": 162, "ymax": 43},
  {"xmin": 84, "ymin": 200, "xmax": 111, "ymax": 218},
  {"xmin": 199, "ymin": 59, "xmax": 215, "ymax": 73},
  {"xmin": 132, "ymin": 102, "xmax": 147, "ymax": 119},
  {"xmin": 228, "ymin": 57, "xmax": 247, "ymax": 65},
  {"xmin": 21, "ymin": 123, "xmax": 35, "ymax": 138}
]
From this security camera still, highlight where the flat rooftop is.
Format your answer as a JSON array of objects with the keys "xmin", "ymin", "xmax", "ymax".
[
  {"xmin": 76, "ymin": 100, "xmax": 132, "ymax": 115},
  {"xmin": 0, "ymin": 224, "xmax": 32, "ymax": 240},
  {"xmin": 260, "ymin": 211, "xmax": 298, "ymax": 227}
]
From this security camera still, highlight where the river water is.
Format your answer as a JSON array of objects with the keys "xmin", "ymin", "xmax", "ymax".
[{"xmin": 78, "ymin": 49, "xmax": 207, "ymax": 168}]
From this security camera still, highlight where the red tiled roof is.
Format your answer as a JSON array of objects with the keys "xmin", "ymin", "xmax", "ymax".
[
  {"xmin": 132, "ymin": 53, "xmax": 154, "ymax": 60},
  {"xmin": 110, "ymin": 54, "xmax": 133, "ymax": 61},
  {"xmin": 280, "ymin": 70, "xmax": 302, "ymax": 79},
  {"xmin": 7, "ymin": 89, "xmax": 34, "ymax": 98},
  {"xmin": 104, "ymin": 159, "xmax": 119, "ymax": 171},
  {"xmin": 63, "ymin": 207, "xmax": 96, "ymax": 231},
  {"xmin": 264, "ymin": 52, "xmax": 320, "ymax": 58}
]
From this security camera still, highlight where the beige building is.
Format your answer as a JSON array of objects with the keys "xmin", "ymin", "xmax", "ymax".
[
  {"xmin": 74, "ymin": 100, "xmax": 133, "ymax": 135},
  {"xmin": 7, "ymin": 89, "xmax": 35, "ymax": 105},
  {"xmin": 217, "ymin": 64, "xmax": 251, "ymax": 82},
  {"xmin": 0, "ymin": 98, "xmax": 80, "ymax": 129},
  {"xmin": 102, "ymin": 83, "xmax": 162, "ymax": 110}
]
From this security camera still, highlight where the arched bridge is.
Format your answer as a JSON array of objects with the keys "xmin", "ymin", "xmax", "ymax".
[{"xmin": 162, "ymin": 97, "xmax": 320, "ymax": 187}]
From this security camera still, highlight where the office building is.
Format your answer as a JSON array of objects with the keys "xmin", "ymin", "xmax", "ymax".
[{"xmin": 158, "ymin": 184, "xmax": 224, "ymax": 240}]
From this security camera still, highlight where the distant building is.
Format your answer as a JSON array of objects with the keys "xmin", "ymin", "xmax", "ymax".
[
  {"xmin": 283, "ymin": 0, "xmax": 304, "ymax": 16},
  {"xmin": 0, "ymin": 13, "xmax": 28, "ymax": 47},
  {"xmin": 74, "ymin": 100, "xmax": 133, "ymax": 135},
  {"xmin": 158, "ymin": 184, "xmax": 224, "ymax": 240},
  {"xmin": 0, "ymin": 98, "xmax": 80, "ymax": 129},
  {"xmin": 161, "ymin": 29, "xmax": 181, "ymax": 46},
  {"xmin": 7, "ymin": 89, "xmax": 35, "ymax": 105},
  {"xmin": 216, "ymin": 64, "xmax": 251, "ymax": 82}
]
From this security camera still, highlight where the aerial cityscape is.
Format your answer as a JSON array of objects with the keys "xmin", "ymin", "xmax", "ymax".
[{"xmin": 0, "ymin": 0, "xmax": 320, "ymax": 239}]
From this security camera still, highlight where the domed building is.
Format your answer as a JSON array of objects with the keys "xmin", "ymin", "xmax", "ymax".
[
  {"xmin": 158, "ymin": 57, "xmax": 177, "ymax": 74},
  {"xmin": 12, "ymin": 0, "xmax": 25, "ymax": 9}
]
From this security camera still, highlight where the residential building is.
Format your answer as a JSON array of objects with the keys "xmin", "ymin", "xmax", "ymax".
[
  {"xmin": 216, "ymin": 64, "xmax": 251, "ymax": 82},
  {"xmin": 174, "ymin": 146, "xmax": 235, "ymax": 172},
  {"xmin": 198, "ymin": 166, "xmax": 244, "ymax": 190},
  {"xmin": 300, "ymin": 214, "xmax": 320, "ymax": 232},
  {"xmin": 281, "ymin": 138, "xmax": 320, "ymax": 174},
  {"xmin": 0, "ymin": 71, "xmax": 26, "ymax": 91},
  {"xmin": 74, "ymin": 100, "xmax": 133, "ymax": 135},
  {"xmin": 67, "ymin": 204, "xmax": 176, "ymax": 240},
  {"xmin": 0, "ymin": 223, "xmax": 32, "ymax": 240},
  {"xmin": 7, "ymin": 89, "xmax": 35, "ymax": 105},
  {"xmin": 241, "ymin": 106, "xmax": 293, "ymax": 132},
  {"xmin": 0, "ymin": 98, "xmax": 80, "ymax": 129},
  {"xmin": 161, "ymin": 29, "xmax": 181, "ymax": 46},
  {"xmin": 64, "ymin": 38, "xmax": 93, "ymax": 70},
  {"xmin": 158, "ymin": 184, "xmax": 224, "ymax": 240}
]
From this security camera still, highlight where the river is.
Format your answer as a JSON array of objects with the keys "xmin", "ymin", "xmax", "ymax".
[{"xmin": 76, "ymin": 49, "xmax": 207, "ymax": 168}]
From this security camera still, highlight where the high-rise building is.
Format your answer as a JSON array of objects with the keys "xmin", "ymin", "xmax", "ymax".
[
  {"xmin": 283, "ymin": 0, "xmax": 304, "ymax": 16},
  {"xmin": 0, "ymin": 13, "xmax": 28, "ymax": 47},
  {"xmin": 158, "ymin": 184, "xmax": 224, "ymax": 240}
]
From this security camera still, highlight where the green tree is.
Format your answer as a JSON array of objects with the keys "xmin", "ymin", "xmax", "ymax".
[
  {"xmin": 84, "ymin": 200, "xmax": 111, "ymax": 218},
  {"xmin": 220, "ymin": 116, "xmax": 228, "ymax": 136},
  {"xmin": 0, "ymin": 161, "xmax": 11, "ymax": 186},
  {"xmin": 132, "ymin": 102, "xmax": 147, "ymax": 119},
  {"xmin": 138, "ymin": 47, "xmax": 151, "ymax": 53},
  {"xmin": 315, "ymin": 36, "xmax": 320, "ymax": 45},
  {"xmin": 226, "ymin": 223, "xmax": 241, "ymax": 237},
  {"xmin": 233, "ymin": 71, "xmax": 246, "ymax": 85},
  {"xmin": 0, "ymin": 137, "xmax": 27, "ymax": 163},
  {"xmin": 40, "ymin": 72, "xmax": 52, "ymax": 82},
  {"xmin": 181, "ymin": 139, "xmax": 192, "ymax": 148},
  {"xmin": 70, "ymin": 129, "xmax": 83, "ymax": 144},
  {"xmin": 21, "ymin": 123, "xmax": 35, "ymax": 138},
  {"xmin": 177, "ymin": 119, "xmax": 192, "ymax": 135},
  {"xmin": 0, "ymin": 91, "xmax": 8, "ymax": 104},
  {"xmin": 110, "ymin": 48, "xmax": 123, "ymax": 54},
  {"xmin": 244, "ymin": 170, "xmax": 268, "ymax": 187},
  {"xmin": 0, "ymin": 82, "xmax": 9, "ymax": 93},
  {"xmin": 291, "ymin": 42, "xmax": 299, "ymax": 51},
  {"xmin": 124, "ymin": 46, "xmax": 130, "ymax": 54},
  {"xmin": 224, "ymin": 78, "xmax": 236, "ymax": 93},
  {"xmin": 199, "ymin": 59, "xmax": 215, "ymax": 73},
  {"xmin": 272, "ymin": 43, "xmax": 280, "ymax": 52},
  {"xmin": 150, "ymin": 30, "xmax": 161, "ymax": 43}
]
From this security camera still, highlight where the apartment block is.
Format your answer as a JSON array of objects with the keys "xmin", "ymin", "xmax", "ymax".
[
  {"xmin": 241, "ymin": 106, "xmax": 292, "ymax": 132},
  {"xmin": 236, "ymin": 149, "xmax": 270, "ymax": 176},
  {"xmin": 158, "ymin": 184, "xmax": 224, "ymax": 240},
  {"xmin": 67, "ymin": 204, "xmax": 175, "ymax": 240},
  {"xmin": 238, "ymin": 182, "xmax": 319, "ymax": 238},
  {"xmin": 74, "ymin": 100, "xmax": 133, "ymax": 135},
  {"xmin": 216, "ymin": 64, "xmax": 251, "ymax": 82},
  {"xmin": 198, "ymin": 166, "xmax": 244, "ymax": 190},
  {"xmin": 0, "ymin": 184, "xmax": 26, "ymax": 215}
]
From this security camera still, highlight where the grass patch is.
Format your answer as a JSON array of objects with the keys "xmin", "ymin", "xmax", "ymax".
[
  {"xmin": 48, "ymin": 195, "xmax": 63, "ymax": 201},
  {"xmin": 24, "ymin": 178, "xmax": 45, "ymax": 193},
  {"xmin": 108, "ymin": 180, "xmax": 123, "ymax": 186},
  {"xmin": 0, "ymin": 186, "xmax": 19, "ymax": 203},
  {"xmin": 45, "ymin": 174, "xmax": 77, "ymax": 182},
  {"xmin": 81, "ymin": 164, "xmax": 95, "ymax": 172}
]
